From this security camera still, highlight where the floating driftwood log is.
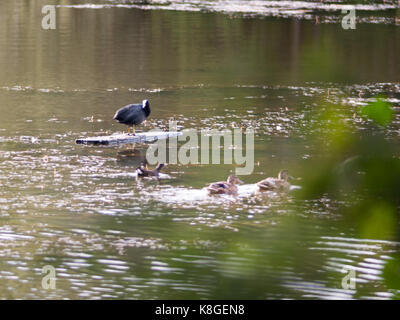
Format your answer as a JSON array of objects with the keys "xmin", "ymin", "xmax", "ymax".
[{"xmin": 75, "ymin": 131, "xmax": 182, "ymax": 146}]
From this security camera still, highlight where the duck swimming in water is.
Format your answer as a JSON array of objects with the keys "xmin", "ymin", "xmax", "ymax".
[
  {"xmin": 206, "ymin": 175, "xmax": 244, "ymax": 195},
  {"xmin": 136, "ymin": 163, "xmax": 165, "ymax": 178},
  {"xmin": 256, "ymin": 169, "xmax": 292, "ymax": 193},
  {"xmin": 113, "ymin": 99, "xmax": 150, "ymax": 134}
]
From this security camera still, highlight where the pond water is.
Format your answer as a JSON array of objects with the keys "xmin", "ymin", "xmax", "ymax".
[{"xmin": 0, "ymin": 0, "xmax": 399, "ymax": 299}]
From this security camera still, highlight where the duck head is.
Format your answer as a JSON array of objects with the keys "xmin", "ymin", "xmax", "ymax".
[
  {"xmin": 227, "ymin": 175, "xmax": 244, "ymax": 185},
  {"xmin": 278, "ymin": 170, "xmax": 294, "ymax": 181}
]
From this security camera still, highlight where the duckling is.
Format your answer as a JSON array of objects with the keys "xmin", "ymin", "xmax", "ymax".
[
  {"xmin": 136, "ymin": 163, "xmax": 165, "ymax": 178},
  {"xmin": 206, "ymin": 175, "xmax": 244, "ymax": 195},
  {"xmin": 257, "ymin": 169, "xmax": 292, "ymax": 193}
]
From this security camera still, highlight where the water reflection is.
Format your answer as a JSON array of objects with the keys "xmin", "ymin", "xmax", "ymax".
[
  {"xmin": 64, "ymin": 0, "xmax": 400, "ymax": 24},
  {"xmin": 0, "ymin": 0, "xmax": 399, "ymax": 299}
]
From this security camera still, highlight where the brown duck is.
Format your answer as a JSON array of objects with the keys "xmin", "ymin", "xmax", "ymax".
[
  {"xmin": 136, "ymin": 163, "xmax": 165, "ymax": 178},
  {"xmin": 206, "ymin": 175, "xmax": 244, "ymax": 195},
  {"xmin": 256, "ymin": 169, "xmax": 292, "ymax": 192}
]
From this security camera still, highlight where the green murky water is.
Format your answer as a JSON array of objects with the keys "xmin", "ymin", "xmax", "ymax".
[{"xmin": 0, "ymin": 0, "xmax": 399, "ymax": 299}]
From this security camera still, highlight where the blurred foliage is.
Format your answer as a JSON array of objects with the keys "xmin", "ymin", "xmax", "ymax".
[
  {"xmin": 361, "ymin": 96, "xmax": 394, "ymax": 126},
  {"xmin": 298, "ymin": 96, "xmax": 400, "ymax": 295},
  {"xmin": 299, "ymin": 97, "xmax": 400, "ymax": 239},
  {"xmin": 383, "ymin": 257, "xmax": 400, "ymax": 297}
]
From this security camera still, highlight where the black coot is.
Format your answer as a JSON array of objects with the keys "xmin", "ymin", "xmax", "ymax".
[{"xmin": 113, "ymin": 99, "xmax": 151, "ymax": 134}]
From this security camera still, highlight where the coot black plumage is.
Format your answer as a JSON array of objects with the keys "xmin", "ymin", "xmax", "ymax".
[{"xmin": 113, "ymin": 99, "xmax": 150, "ymax": 134}]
